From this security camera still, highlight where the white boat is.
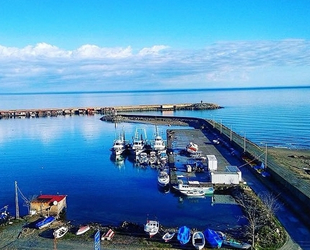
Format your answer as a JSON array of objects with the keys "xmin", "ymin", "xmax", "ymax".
[
  {"xmin": 162, "ymin": 232, "xmax": 175, "ymax": 242},
  {"xmin": 144, "ymin": 220, "xmax": 159, "ymax": 238},
  {"xmin": 173, "ymin": 180, "xmax": 214, "ymax": 195},
  {"xmin": 157, "ymin": 152, "xmax": 168, "ymax": 165},
  {"xmin": 148, "ymin": 151, "xmax": 158, "ymax": 165},
  {"xmin": 158, "ymin": 171, "xmax": 170, "ymax": 187},
  {"xmin": 138, "ymin": 152, "xmax": 149, "ymax": 165},
  {"xmin": 53, "ymin": 226, "xmax": 68, "ymax": 239},
  {"xmin": 152, "ymin": 126, "xmax": 166, "ymax": 152},
  {"xmin": 192, "ymin": 231, "xmax": 205, "ymax": 250},
  {"xmin": 111, "ymin": 131, "xmax": 126, "ymax": 156},
  {"xmin": 76, "ymin": 225, "xmax": 90, "ymax": 235},
  {"xmin": 130, "ymin": 128, "xmax": 148, "ymax": 156},
  {"xmin": 186, "ymin": 142, "xmax": 199, "ymax": 154},
  {"xmin": 180, "ymin": 188, "xmax": 205, "ymax": 197}
]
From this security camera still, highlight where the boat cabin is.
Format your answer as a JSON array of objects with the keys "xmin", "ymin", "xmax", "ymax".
[{"xmin": 30, "ymin": 194, "xmax": 67, "ymax": 216}]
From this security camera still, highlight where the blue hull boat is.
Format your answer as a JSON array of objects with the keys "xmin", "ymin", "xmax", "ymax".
[
  {"xmin": 177, "ymin": 226, "xmax": 191, "ymax": 245},
  {"xmin": 204, "ymin": 228, "xmax": 223, "ymax": 248},
  {"xmin": 35, "ymin": 216, "xmax": 55, "ymax": 229}
]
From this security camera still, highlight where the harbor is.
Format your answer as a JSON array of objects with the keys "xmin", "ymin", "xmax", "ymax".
[{"xmin": 1, "ymin": 111, "xmax": 310, "ymax": 249}]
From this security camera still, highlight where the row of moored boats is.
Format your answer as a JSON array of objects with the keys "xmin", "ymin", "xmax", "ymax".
[
  {"xmin": 110, "ymin": 127, "xmax": 167, "ymax": 166},
  {"xmin": 144, "ymin": 219, "xmax": 251, "ymax": 249}
]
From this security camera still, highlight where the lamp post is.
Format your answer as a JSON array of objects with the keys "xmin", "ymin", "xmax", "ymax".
[{"xmin": 230, "ymin": 125, "xmax": 233, "ymax": 142}]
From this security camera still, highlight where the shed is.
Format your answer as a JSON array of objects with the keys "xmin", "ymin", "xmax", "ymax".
[
  {"xmin": 226, "ymin": 166, "xmax": 242, "ymax": 181},
  {"xmin": 207, "ymin": 155, "xmax": 217, "ymax": 171},
  {"xmin": 30, "ymin": 194, "xmax": 67, "ymax": 216}
]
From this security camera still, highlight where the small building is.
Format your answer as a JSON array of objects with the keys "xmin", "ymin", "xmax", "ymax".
[
  {"xmin": 207, "ymin": 155, "xmax": 217, "ymax": 171},
  {"xmin": 30, "ymin": 194, "xmax": 67, "ymax": 217}
]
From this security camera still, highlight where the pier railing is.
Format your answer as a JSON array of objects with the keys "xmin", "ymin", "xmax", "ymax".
[{"xmin": 207, "ymin": 119, "xmax": 310, "ymax": 205}]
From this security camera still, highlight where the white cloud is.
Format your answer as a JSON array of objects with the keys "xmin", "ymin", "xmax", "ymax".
[{"xmin": 0, "ymin": 40, "xmax": 310, "ymax": 92}]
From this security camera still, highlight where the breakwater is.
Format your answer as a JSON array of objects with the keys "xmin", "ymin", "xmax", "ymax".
[{"xmin": 0, "ymin": 102, "xmax": 221, "ymax": 119}]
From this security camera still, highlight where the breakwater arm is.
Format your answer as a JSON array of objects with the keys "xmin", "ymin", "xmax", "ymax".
[{"xmin": 0, "ymin": 102, "xmax": 222, "ymax": 119}]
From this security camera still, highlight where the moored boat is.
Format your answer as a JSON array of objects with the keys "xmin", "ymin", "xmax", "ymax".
[
  {"xmin": 162, "ymin": 232, "xmax": 175, "ymax": 242},
  {"xmin": 144, "ymin": 220, "xmax": 159, "ymax": 238},
  {"xmin": 152, "ymin": 126, "xmax": 166, "ymax": 152},
  {"xmin": 180, "ymin": 188, "xmax": 205, "ymax": 197},
  {"xmin": 111, "ymin": 131, "xmax": 127, "ymax": 156},
  {"xmin": 76, "ymin": 225, "xmax": 90, "ymax": 235},
  {"xmin": 192, "ymin": 231, "xmax": 205, "ymax": 250},
  {"xmin": 219, "ymin": 232, "xmax": 251, "ymax": 249},
  {"xmin": 177, "ymin": 226, "xmax": 191, "ymax": 245},
  {"xmin": 157, "ymin": 171, "xmax": 170, "ymax": 187},
  {"xmin": 35, "ymin": 216, "xmax": 55, "ymax": 229},
  {"xmin": 173, "ymin": 179, "xmax": 214, "ymax": 195},
  {"xmin": 186, "ymin": 142, "xmax": 198, "ymax": 154},
  {"xmin": 53, "ymin": 226, "xmax": 68, "ymax": 238}
]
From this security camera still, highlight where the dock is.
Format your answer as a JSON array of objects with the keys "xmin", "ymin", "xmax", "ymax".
[{"xmin": 0, "ymin": 102, "xmax": 221, "ymax": 119}]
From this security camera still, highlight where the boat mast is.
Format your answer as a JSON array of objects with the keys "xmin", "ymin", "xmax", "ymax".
[{"xmin": 15, "ymin": 181, "xmax": 19, "ymax": 219}]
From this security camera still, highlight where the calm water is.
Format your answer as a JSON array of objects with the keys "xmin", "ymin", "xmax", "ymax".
[{"xmin": 1, "ymin": 87, "xmax": 309, "ymax": 229}]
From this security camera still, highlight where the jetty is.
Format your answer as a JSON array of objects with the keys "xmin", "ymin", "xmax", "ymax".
[{"xmin": 0, "ymin": 102, "xmax": 221, "ymax": 119}]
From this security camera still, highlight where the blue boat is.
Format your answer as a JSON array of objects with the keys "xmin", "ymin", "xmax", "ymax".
[
  {"xmin": 204, "ymin": 228, "xmax": 223, "ymax": 248},
  {"xmin": 35, "ymin": 216, "xmax": 55, "ymax": 229},
  {"xmin": 177, "ymin": 226, "xmax": 191, "ymax": 245}
]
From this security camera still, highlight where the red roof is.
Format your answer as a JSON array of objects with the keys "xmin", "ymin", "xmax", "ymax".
[{"xmin": 37, "ymin": 194, "xmax": 66, "ymax": 203}]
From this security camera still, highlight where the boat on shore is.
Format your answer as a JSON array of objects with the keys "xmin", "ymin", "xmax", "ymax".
[
  {"xmin": 158, "ymin": 171, "xmax": 170, "ymax": 187},
  {"xmin": 177, "ymin": 226, "xmax": 191, "ymax": 245},
  {"xmin": 144, "ymin": 220, "xmax": 159, "ymax": 238},
  {"xmin": 192, "ymin": 231, "xmax": 205, "ymax": 250},
  {"xmin": 35, "ymin": 216, "xmax": 55, "ymax": 229},
  {"xmin": 76, "ymin": 225, "xmax": 90, "ymax": 235},
  {"xmin": 53, "ymin": 226, "xmax": 68, "ymax": 238},
  {"xmin": 162, "ymin": 232, "xmax": 175, "ymax": 242},
  {"xmin": 218, "ymin": 231, "xmax": 251, "ymax": 249},
  {"xmin": 101, "ymin": 228, "xmax": 115, "ymax": 241},
  {"xmin": 204, "ymin": 228, "xmax": 223, "ymax": 248}
]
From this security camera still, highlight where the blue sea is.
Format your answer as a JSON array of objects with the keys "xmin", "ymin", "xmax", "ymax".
[{"xmin": 1, "ymin": 87, "xmax": 310, "ymax": 230}]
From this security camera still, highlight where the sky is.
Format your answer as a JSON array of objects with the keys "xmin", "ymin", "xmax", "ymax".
[{"xmin": 0, "ymin": 0, "xmax": 310, "ymax": 93}]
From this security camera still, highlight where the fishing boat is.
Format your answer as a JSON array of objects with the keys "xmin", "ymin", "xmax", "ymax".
[
  {"xmin": 186, "ymin": 142, "xmax": 198, "ymax": 154},
  {"xmin": 111, "ymin": 131, "xmax": 127, "ymax": 156},
  {"xmin": 76, "ymin": 225, "xmax": 90, "ymax": 235},
  {"xmin": 157, "ymin": 151, "xmax": 168, "ymax": 165},
  {"xmin": 35, "ymin": 216, "xmax": 55, "ymax": 229},
  {"xmin": 157, "ymin": 171, "xmax": 170, "ymax": 187},
  {"xmin": 130, "ymin": 128, "xmax": 148, "ymax": 157},
  {"xmin": 177, "ymin": 226, "xmax": 191, "ymax": 245},
  {"xmin": 144, "ymin": 220, "xmax": 159, "ymax": 238},
  {"xmin": 53, "ymin": 226, "xmax": 68, "ymax": 238},
  {"xmin": 204, "ymin": 228, "xmax": 223, "ymax": 248},
  {"xmin": 162, "ymin": 232, "xmax": 175, "ymax": 242},
  {"xmin": 152, "ymin": 126, "xmax": 166, "ymax": 152},
  {"xmin": 192, "ymin": 231, "xmax": 205, "ymax": 250}
]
